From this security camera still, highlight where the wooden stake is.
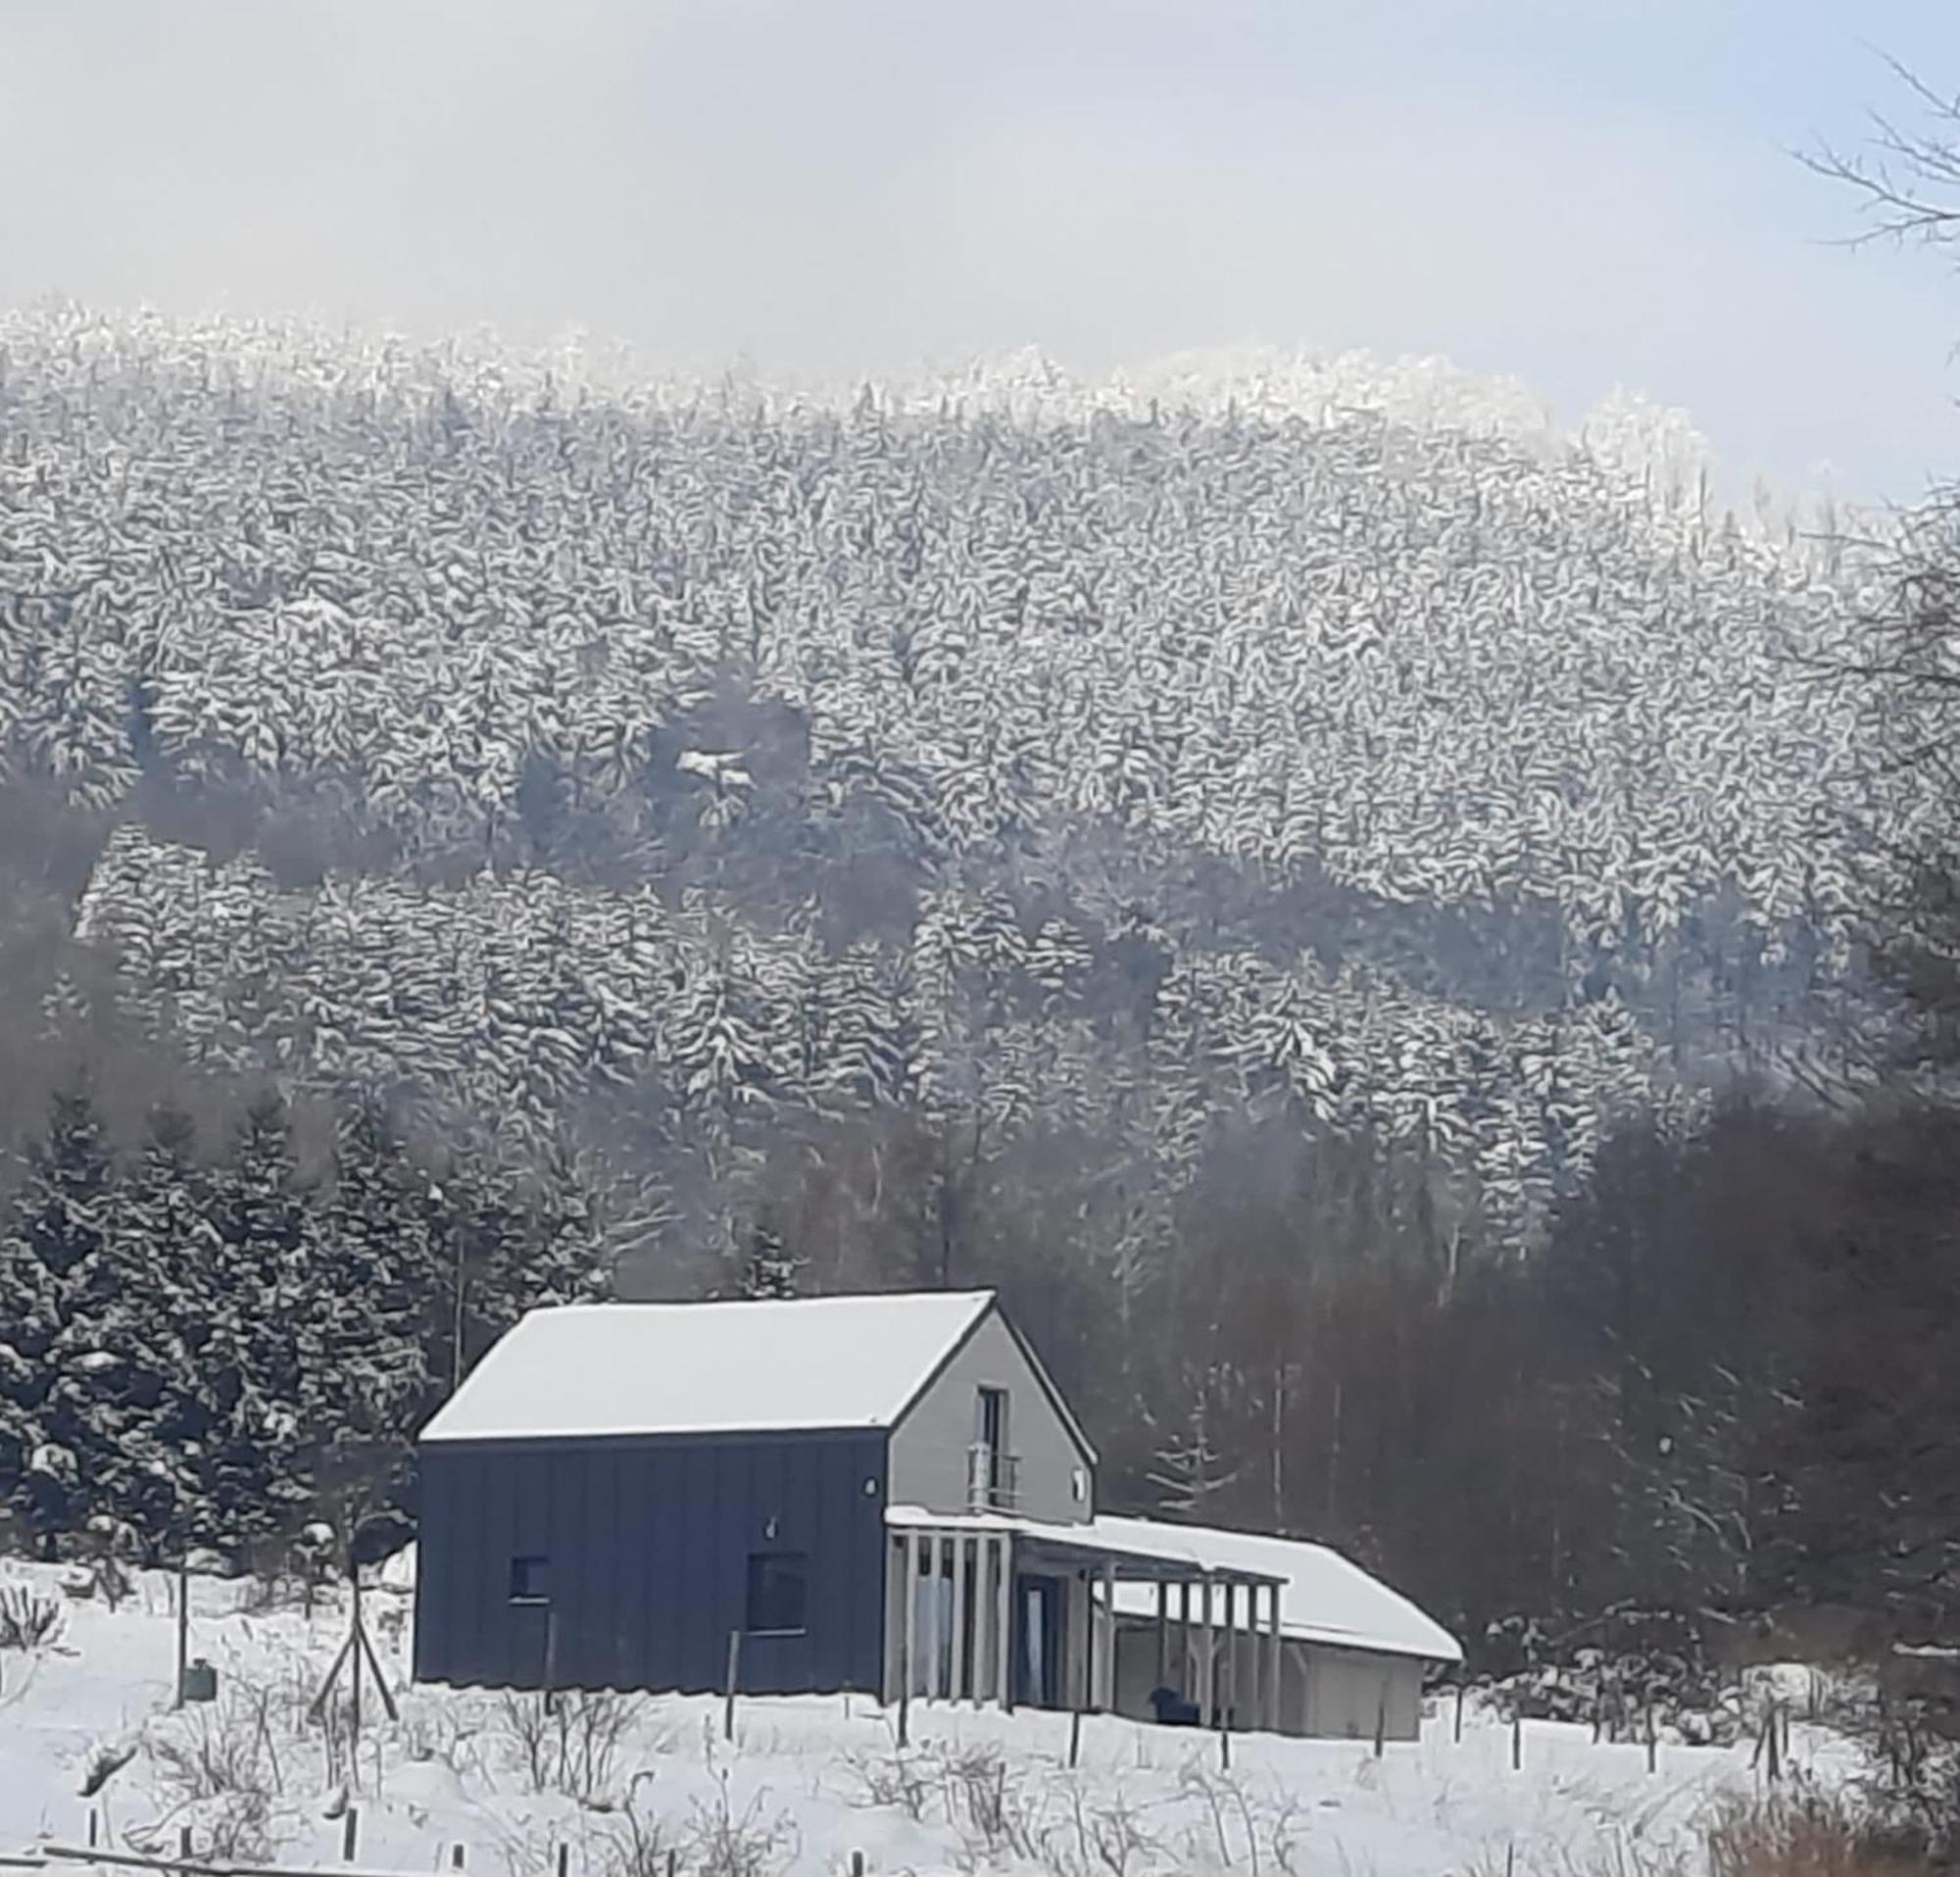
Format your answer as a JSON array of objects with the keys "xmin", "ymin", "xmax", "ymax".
[
  {"xmin": 1069, "ymin": 1706, "xmax": 1082, "ymax": 1769},
  {"xmin": 723, "ymin": 1629, "xmax": 742, "ymax": 1743},
  {"xmin": 452, "ymin": 1847, "xmax": 466, "ymax": 1870},
  {"xmin": 341, "ymin": 1810, "xmax": 358, "ymax": 1863},
  {"xmin": 1373, "ymin": 1684, "xmax": 1387, "ymax": 1758},
  {"xmin": 1454, "ymin": 1681, "xmax": 1465, "ymax": 1744},
  {"xmin": 354, "ymin": 1611, "xmax": 399, "ymax": 1722},
  {"xmin": 1511, "ymin": 1712, "xmax": 1522, "ymax": 1771},
  {"xmin": 1645, "ymin": 1704, "xmax": 1657, "ymax": 1776},
  {"xmin": 851, "ymin": 1855, "xmax": 865, "ymax": 1877},
  {"xmin": 554, "ymin": 1848, "xmax": 567, "ymax": 1877}
]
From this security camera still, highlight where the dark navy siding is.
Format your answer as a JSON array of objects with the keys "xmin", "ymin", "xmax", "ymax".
[{"xmin": 414, "ymin": 1430, "xmax": 889, "ymax": 1696}]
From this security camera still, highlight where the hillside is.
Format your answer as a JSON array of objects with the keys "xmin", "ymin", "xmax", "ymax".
[
  {"xmin": 0, "ymin": 309, "xmax": 1899, "ymax": 1611},
  {"xmin": 0, "ymin": 311, "xmax": 1858, "ymax": 1250}
]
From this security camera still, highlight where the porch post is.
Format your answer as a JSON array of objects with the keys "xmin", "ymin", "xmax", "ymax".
[
  {"xmin": 1221, "ymin": 1581, "xmax": 1238, "ymax": 1729},
  {"xmin": 996, "ymin": 1533, "xmax": 1013, "ymax": 1709},
  {"xmin": 1179, "ymin": 1579, "xmax": 1194, "ymax": 1697},
  {"xmin": 1198, "ymin": 1575, "xmax": 1216, "ymax": 1725},
  {"xmin": 1270, "ymin": 1583, "xmax": 1286, "ymax": 1724},
  {"xmin": 1246, "ymin": 1581, "xmax": 1261, "ymax": 1730},
  {"xmin": 884, "ymin": 1535, "xmax": 903, "ymax": 1702},
  {"xmin": 951, "ymin": 1534, "xmax": 970, "ymax": 1701},
  {"xmin": 902, "ymin": 1536, "xmax": 925, "ymax": 1708},
  {"xmin": 1083, "ymin": 1570, "xmax": 1099, "ymax": 1713},
  {"xmin": 927, "ymin": 1532, "xmax": 946, "ymax": 1700},
  {"xmin": 1100, "ymin": 1558, "xmax": 1117, "ymax": 1711},
  {"xmin": 1154, "ymin": 1579, "xmax": 1169, "ymax": 1689}
]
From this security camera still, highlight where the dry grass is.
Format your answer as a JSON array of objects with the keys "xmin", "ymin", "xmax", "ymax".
[{"xmin": 1705, "ymin": 1796, "xmax": 1936, "ymax": 1877}]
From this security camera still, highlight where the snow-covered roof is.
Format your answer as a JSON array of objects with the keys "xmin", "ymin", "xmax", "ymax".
[
  {"xmin": 1101, "ymin": 1515, "xmax": 1461, "ymax": 1663},
  {"xmin": 421, "ymin": 1292, "xmax": 996, "ymax": 1443},
  {"xmin": 883, "ymin": 1507, "xmax": 1458, "ymax": 1662}
]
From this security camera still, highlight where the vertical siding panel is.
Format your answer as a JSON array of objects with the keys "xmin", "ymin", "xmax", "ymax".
[
  {"xmin": 412, "ymin": 1453, "xmax": 442, "ymax": 1682},
  {"xmin": 607, "ymin": 1445, "xmax": 631, "ymax": 1689}
]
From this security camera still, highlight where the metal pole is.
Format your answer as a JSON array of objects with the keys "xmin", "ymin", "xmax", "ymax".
[
  {"xmin": 174, "ymin": 1559, "xmax": 189, "ymax": 1710},
  {"xmin": 722, "ymin": 1629, "xmax": 742, "ymax": 1742}
]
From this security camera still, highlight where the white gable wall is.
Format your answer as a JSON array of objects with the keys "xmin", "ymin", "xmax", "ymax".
[{"xmin": 889, "ymin": 1308, "xmax": 1092, "ymax": 1524}]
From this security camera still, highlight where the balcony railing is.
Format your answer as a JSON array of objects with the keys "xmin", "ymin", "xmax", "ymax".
[{"xmin": 966, "ymin": 1443, "xmax": 1021, "ymax": 1513}]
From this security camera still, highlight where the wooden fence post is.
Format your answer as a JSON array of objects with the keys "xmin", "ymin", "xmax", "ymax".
[
  {"xmin": 452, "ymin": 1845, "xmax": 466, "ymax": 1870},
  {"xmin": 1373, "ymin": 1685, "xmax": 1387, "ymax": 1758},
  {"xmin": 1645, "ymin": 1704, "xmax": 1658, "ymax": 1775},
  {"xmin": 723, "ymin": 1629, "xmax": 743, "ymax": 1743},
  {"xmin": 555, "ymin": 1846, "xmax": 568, "ymax": 1877},
  {"xmin": 1454, "ymin": 1681, "xmax": 1465, "ymax": 1744},
  {"xmin": 341, "ymin": 1808, "xmax": 358, "ymax": 1863},
  {"xmin": 1069, "ymin": 1707, "xmax": 1082, "ymax": 1769},
  {"xmin": 1511, "ymin": 1712, "xmax": 1522, "ymax": 1771}
]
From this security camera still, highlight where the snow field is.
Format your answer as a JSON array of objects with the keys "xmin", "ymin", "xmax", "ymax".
[{"xmin": 0, "ymin": 1561, "xmax": 1856, "ymax": 1877}]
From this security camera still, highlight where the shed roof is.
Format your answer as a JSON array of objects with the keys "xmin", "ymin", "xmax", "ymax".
[
  {"xmin": 1100, "ymin": 1514, "xmax": 1462, "ymax": 1663},
  {"xmin": 421, "ymin": 1291, "xmax": 997, "ymax": 1444}
]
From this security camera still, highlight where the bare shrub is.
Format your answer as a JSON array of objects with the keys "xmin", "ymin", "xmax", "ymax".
[
  {"xmin": 201, "ymin": 1792, "xmax": 274, "ymax": 1865},
  {"xmin": 0, "ymin": 1583, "xmax": 67, "ymax": 1650},
  {"xmin": 595, "ymin": 1778, "xmax": 673, "ymax": 1877},
  {"xmin": 943, "ymin": 1744, "xmax": 1040, "ymax": 1863},
  {"xmin": 685, "ymin": 1774, "xmax": 797, "ymax": 1877},
  {"xmin": 498, "ymin": 1689, "xmax": 646, "ymax": 1802},
  {"xmin": 150, "ymin": 1678, "xmax": 294, "ymax": 1806},
  {"xmin": 1044, "ymin": 1784, "xmax": 1156, "ymax": 1877},
  {"xmin": 844, "ymin": 1745, "xmax": 940, "ymax": 1822}
]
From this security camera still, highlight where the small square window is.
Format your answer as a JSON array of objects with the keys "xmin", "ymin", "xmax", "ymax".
[
  {"xmin": 510, "ymin": 1555, "xmax": 551, "ymax": 1605},
  {"xmin": 746, "ymin": 1551, "xmax": 808, "ymax": 1635}
]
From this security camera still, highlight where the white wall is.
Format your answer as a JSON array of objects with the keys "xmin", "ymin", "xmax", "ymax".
[
  {"xmin": 1111, "ymin": 1618, "xmax": 1426, "ymax": 1741},
  {"xmin": 888, "ymin": 1307, "xmax": 1092, "ymax": 1524}
]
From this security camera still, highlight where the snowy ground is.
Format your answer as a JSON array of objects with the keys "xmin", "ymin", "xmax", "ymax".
[{"xmin": 0, "ymin": 1558, "xmax": 1853, "ymax": 1877}]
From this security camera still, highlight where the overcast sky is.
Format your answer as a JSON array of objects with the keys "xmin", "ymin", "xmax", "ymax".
[{"xmin": 4, "ymin": 1, "xmax": 1959, "ymax": 499}]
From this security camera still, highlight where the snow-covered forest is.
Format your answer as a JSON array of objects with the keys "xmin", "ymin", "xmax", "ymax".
[{"xmin": 0, "ymin": 305, "xmax": 1911, "ymax": 1637}]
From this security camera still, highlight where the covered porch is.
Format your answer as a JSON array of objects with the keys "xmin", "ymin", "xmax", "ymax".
[{"xmin": 884, "ymin": 1507, "xmax": 1288, "ymax": 1729}]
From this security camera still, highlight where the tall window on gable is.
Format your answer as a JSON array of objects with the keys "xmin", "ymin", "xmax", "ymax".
[
  {"xmin": 746, "ymin": 1551, "xmax": 808, "ymax": 1635},
  {"xmin": 509, "ymin": 1555, "xmax": 551, "ymax": 1605}
]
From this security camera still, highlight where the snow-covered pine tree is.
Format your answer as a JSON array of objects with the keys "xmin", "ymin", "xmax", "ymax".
[
  {"xmin": 0, "ymin": 1090, "xmax": 115, "ymax": 1550},
  {"xmin": 199, "ymin": 1093, "xmax": 322, "ymax": 1549}
]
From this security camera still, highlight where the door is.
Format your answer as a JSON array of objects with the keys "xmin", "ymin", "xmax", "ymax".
[
  {"xmin": 974, "ymin": 1386, "xmax": 1009, "ymax": 1507},
  {"xmin": 1015, "ymin": 1573, "xmax": 1063, "ymax": 1707}
]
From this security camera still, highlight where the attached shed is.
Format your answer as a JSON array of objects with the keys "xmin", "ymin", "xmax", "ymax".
[{"xmin": 1101, "ymin": 1516, "xmax": 1462, "ymax": 1741}]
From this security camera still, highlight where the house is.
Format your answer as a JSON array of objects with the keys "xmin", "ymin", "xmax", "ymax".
[{"xmin": 413, "ymin": 1290, "xmax": 1459, "ymax": 1736}]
